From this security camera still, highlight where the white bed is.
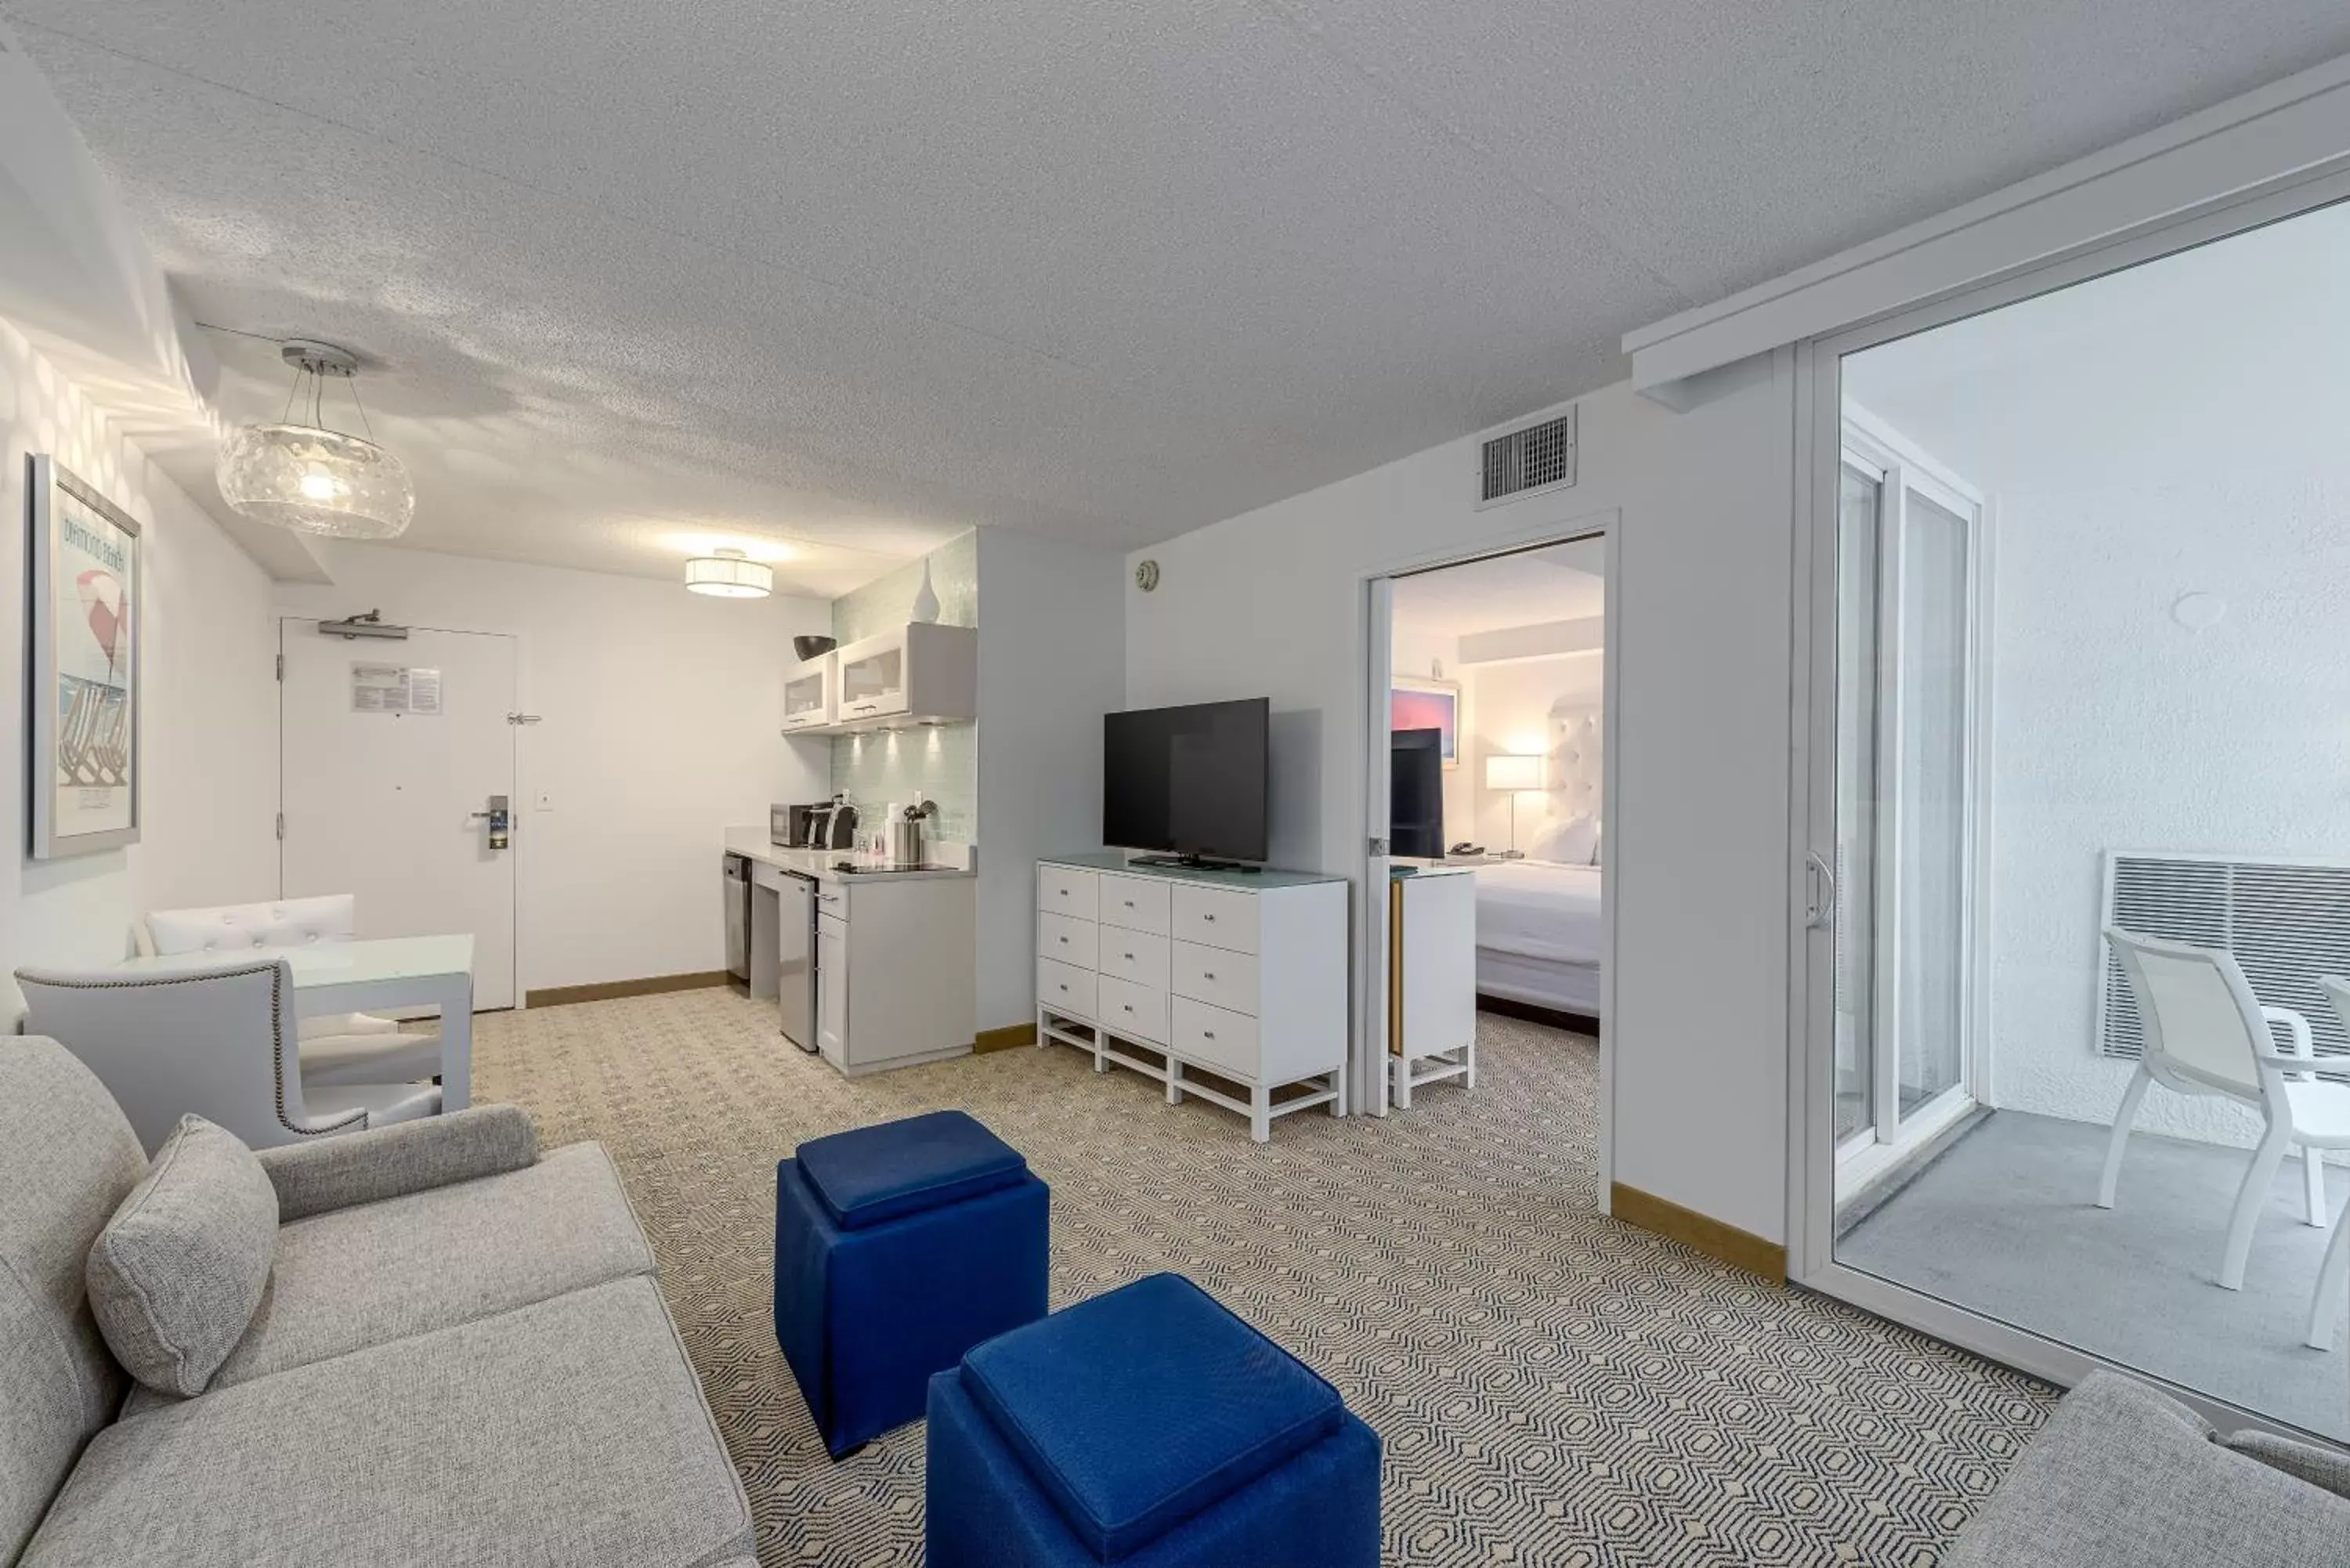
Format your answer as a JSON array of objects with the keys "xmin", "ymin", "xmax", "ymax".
[{"xmin": 1473, "ymin": 858, "xmax": 1603, "ymax": 1018}]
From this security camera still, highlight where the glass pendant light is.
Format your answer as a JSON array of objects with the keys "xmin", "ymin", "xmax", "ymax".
[
  {"xmin": 684, "ymin": 547, "xmax": 773, "ymax": 598},
  {"xmin": 217, "ymin": 341, "xmax": 414, "ymax": 539}
]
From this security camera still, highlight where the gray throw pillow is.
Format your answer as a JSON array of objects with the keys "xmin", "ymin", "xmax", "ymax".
[{"xmin": 86, "ymin": 1115, "xmax": 280, "ymax": 1396}]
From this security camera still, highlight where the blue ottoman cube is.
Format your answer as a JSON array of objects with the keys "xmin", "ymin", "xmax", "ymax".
[
  {"xmin": 927, "ymin": 1273, "xmax": 1383, "ymax": 1567},
  {"xmin": 775, "ymin": 1109, "xmax": 1049, "ymax": 1457}
]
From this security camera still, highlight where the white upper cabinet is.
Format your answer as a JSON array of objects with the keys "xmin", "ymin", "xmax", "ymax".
[
  {"xmin": 831, "ymin": 623, "xmax": 977, "ymax": 730},
  {"xmin": 780, "ymin": 652, "xmax": 837, "ymax": 732}
]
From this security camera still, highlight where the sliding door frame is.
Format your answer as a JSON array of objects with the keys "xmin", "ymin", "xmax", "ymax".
[
  {"xmin": 1787, "ymin": 160, "xmax": 2350, "ymax": 1441},
  {"xmin": 1831, "ymin": 408, "xmax": 1992, "ymax": 1195}
]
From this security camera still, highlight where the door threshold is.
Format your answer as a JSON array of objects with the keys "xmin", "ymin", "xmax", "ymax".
[{"xmin": 1833, "ymin": 1091, "xmax": 1981, "ymax": 1219}]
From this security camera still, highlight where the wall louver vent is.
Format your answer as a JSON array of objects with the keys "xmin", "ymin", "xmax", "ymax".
[
  {"xmin": 2099, "ymin": 851, "xmax": 2350, "ymax": 1074},
  {"xmin": 1478, "ymin": 409, "xmax": 1577, "ymax": 507}
]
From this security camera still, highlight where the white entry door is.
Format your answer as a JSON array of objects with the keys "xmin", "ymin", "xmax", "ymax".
[{"xmin": 279, "ymin": 618, "xmax": 519, "ymax": 1010}]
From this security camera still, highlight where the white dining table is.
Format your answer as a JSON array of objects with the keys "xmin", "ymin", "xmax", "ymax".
[{"xmin": 115, "ymin": 934, "xmax": 477, "ymax": 1111}]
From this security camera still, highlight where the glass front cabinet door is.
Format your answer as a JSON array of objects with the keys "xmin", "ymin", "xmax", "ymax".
[
  {"xmin": 836, "ymin": 633, "xmax": 908, "ymax": 721},
  {"xmin": 781, "ymin": 654, "xmax": 835, "ymax": 732}
]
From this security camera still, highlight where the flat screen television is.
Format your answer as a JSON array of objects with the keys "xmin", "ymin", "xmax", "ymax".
[
  {"xmin": 1103, "ymin": 699, "xmax": 1269, "ymax": 866},
  {"xmin": 1390, "ymin": 728, "xmax": 1444, "ymax": 859}
]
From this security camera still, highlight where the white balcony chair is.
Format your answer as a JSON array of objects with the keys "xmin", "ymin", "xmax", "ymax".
[
  {"xmin": 2099, "ymin": 927, "xmax": 2350, "ymax": 1304},
  {"xmin": 16, "ymin": 959, "xmax": 440, "ymax": 1153},
  {"xmin": 2304, "ymin": 977, "xmax": 2350, "ymax": 1349},
  {"xmin": 139, "ymin": 894, "xmax": 440, "ymax": 1088}
]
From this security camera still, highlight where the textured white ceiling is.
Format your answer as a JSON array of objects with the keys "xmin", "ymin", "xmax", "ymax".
[
  {"xmin": 11, "ymin": 2, "xmax": 2350, "ymax": 591},
  {"xmin": 1394, "ymin": 538, "xmax": 1604, "ymax": 639}
]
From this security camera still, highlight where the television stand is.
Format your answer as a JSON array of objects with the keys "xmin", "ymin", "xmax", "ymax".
[{"xmin": 1129, "ymin": 854, "xmax": 1260, "ymax": 873}]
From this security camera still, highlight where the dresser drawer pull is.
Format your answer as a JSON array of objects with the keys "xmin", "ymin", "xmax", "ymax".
[
  {"xmin": 1058, "ymin": 935, "xmax": 1069, "ymax": 945},
  {"xmin": 1122, "ymin": 898, "xmax": 1136, "ymax": 909},
  {"xmin": 1202, "ymin": 1028, "xmax": 1216, "ymax": 1040},
  {"xmin": 1202, "ymin": 913, "xmax": 1217, "ymax": 923},
  {"xmin": 1122, "ymin": 952, "xmax": 1135, "ymax": 961},
  {"xmin": 1202, "ymin": 970, "xmax": 1216, "ymax": 981}
]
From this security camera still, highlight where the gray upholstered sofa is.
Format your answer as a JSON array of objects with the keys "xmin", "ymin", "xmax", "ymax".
[
  {"xmin": 1947, "ymin": 1371, "xmax": 2350, "ymax": 1566},
  {"xmin": 2, "ymin": 1035, "xmax": 755, "ymax": 1568}
]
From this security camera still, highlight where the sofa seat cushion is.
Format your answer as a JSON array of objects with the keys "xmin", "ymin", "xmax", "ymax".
[
  {"xmin": 85, "ymin": 1115, "xmax": 279, "ymax": 1396},
  {"xmin": 20, "ymin": 1276, "xmax": 754, "ymax": 1568},
  {"xmin": 130, "ymin": 1141, "xmax": 653, "ymax": 1407},
  {"xmin": 1946, "ymin": 1371, "xmax": 2350, "ymax": 1567},
  {"xmin": 797, "ymin": 1110, "xmax": 1028, "ymax": 1230},
  {"xmin": 962, "ymin": 1273, "xmax": 1345, "ymax": 1561}
]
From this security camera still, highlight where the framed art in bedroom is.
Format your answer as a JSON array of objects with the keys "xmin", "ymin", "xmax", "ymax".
[
  {"xmin": 28, "ymin": 454, "xmax": 142, "ymax": 859},
  {"xmin": 1390, "ymin": 676, "xmax": 1459, "ymax": 768}
]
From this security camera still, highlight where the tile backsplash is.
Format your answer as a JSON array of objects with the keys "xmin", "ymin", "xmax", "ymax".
[
  {"xmin": 831, "ymin": 721, "xmax": 977, "ymax": 843},
  {"xmin": 829, "ymin": 530, "xmax": 978, "ymax": 841}
]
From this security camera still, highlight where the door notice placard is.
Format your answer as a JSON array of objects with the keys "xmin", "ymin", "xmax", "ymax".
[{"xmin": 352, "ymin": 662, "xmax": 443, "ymax": 716}]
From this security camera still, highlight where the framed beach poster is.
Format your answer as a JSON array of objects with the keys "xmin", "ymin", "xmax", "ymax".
[
  {"xmin": 1390, "ymin": 676, "xmax": 1459, "ymax": 769},
  {"xmin": 29, "ymin": 456, "xmax": 141, "ymax": 858}
]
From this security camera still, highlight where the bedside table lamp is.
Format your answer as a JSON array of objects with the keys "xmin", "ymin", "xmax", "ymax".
[{"xmin": 1484, "ymin": 753, "xmax": 1548, "ymax": 858}]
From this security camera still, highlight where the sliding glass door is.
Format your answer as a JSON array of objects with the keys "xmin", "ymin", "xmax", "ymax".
[
  {"xmin": 1831, "ymin": 417, "xmax": 1986, "ymax": 1192},
  {"xmin": 1802, "ymin": 184, "xmax": 2350, "ymax": 1440}
]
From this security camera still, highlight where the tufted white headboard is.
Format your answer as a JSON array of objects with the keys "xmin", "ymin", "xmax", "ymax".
[{"xmin": 1550, "ymin": 703, "xmax": 1603, "ymax": 824}]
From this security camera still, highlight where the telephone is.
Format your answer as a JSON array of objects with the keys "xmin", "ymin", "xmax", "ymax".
[{"xmin": 1448, "ymin": 841, "xmax": 1485, "ymax": 856}]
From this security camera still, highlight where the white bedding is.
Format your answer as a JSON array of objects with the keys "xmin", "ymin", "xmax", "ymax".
[
  {"xmin": 1473, "ymin": 858, "xmax": 1603, "ymax": 966},
  {"xmin": 1477, "ymin": 951, "xmax": 1602, "ymax": 1017}
]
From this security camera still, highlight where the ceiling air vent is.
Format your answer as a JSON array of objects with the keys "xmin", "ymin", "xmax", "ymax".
[{"xmin": 1478, "ymin": 407, "xmax": 1576, "ymax": 508}]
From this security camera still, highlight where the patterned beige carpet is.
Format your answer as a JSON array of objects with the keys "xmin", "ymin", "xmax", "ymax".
[{"xmin": 474, "ymin": 990, "xmax": 2054, "ymax": 1566}]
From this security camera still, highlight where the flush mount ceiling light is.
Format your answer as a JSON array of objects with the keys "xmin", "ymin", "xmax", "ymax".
[
  {"xmin": 216, "ymin": 341, "xmax": 414, "ymax": 540},
  {"xmin": 685, "ymin": 547, "xmax": 773, "ymax": 598}
]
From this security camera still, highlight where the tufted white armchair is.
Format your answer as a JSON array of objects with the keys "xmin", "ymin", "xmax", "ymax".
[
  {"xmin": 17, "ymin": 959, "xmax": 440, "ymax": 1152},
  {"xmin": 137, "ymin": 895, "xmax": 442, "ymax": 1089}
]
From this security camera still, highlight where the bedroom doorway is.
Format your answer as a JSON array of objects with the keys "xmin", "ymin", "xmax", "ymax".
[{"xmin": 1361, "ymin": 520, "xmax": 1618, "ymax": 1159}]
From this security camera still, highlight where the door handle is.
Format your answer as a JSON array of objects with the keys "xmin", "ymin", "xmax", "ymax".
[
  {"xmin": 1804, "ymin": 850, "xmax": 1836, "ymax": 930},
  {"xmin": 472, "ymin": 795, "xmax": 512, "ymax": 851}
]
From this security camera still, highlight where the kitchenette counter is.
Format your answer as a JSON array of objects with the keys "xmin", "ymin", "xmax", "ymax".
[
  {"xmin": 723, "ymin": 826, "xmax": 976, "ymax": 882},
  {"xmin": 725, "ymin": 825, "xmax": 978, "ymax": 1080}
]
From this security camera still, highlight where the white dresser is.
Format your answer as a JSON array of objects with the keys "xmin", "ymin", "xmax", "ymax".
[{"xmin": 1035, "ymin": 854, "xmax": 1348, "ymax": 1141}]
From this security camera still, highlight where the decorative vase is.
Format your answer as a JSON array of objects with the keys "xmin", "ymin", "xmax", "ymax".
[{"xmin": 910, "ymin": 558, "xmax": 941, "ymax": 623}]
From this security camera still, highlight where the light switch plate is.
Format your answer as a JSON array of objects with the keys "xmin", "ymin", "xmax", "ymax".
[{"xmin": 533, "ymin": 789, "xmax": 554, "ymax": 812}]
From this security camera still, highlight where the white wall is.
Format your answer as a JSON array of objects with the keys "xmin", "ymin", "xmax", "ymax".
[
  {"xmin": 1848, "ymin": 204, "xmax": 2350, "ymax": 1151},
  {"xmin": 974, "ymin": 528, "xmax": 1126, "ymax": 1033},
  {"xmin": 0, "ymin": 316, "xmax": 278, "ymax": 1017},
  {"xmin": 1126, "ymin": 357, "xmax": 1795, "ymax": 1243},
  {"xmin": 1466, "ymin": 653, "xmax": 1605, "ymax": 851},
  {"xmin": 274, "ymin": 544, "xmax": 831, "ymax": 995},
  {"xmin": 1389, "ymin": 623, "xmax": 1473, "ymax": 843}
]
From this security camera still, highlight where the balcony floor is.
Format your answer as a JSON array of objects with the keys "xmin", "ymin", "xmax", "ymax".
[{"xmin": 1839, "ymin": 1107, "xmax": 2348, "ymax": 1439}]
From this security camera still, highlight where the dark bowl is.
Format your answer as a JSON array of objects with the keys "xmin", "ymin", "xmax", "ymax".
[{"xmin": 793, "ymin": 634, "xmax": 838, "ymax": 662}]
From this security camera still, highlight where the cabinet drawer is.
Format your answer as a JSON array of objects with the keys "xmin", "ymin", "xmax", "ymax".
[
  {"xmin": 1097, "ymin": 928, "xmax": 1170, "ymax": 990},
  {"xmin": 1037, "ymin": 911, "xmax": 1098, "ymax": 970},
  {"xmin": 813, "ymin": 883, "xmax": 850, "ymax": 921},
  {"xmin": 1172, "ymin": 885, "xmax": 1258, "ymax": 952},
  {"xmin": 1036, "ymin": 958, "xmax": 1096, "ymax": 1020},
  {"xmin": 1097, "ymin": 874, "xmax": 1172, "ymax": 936},
  {"xmin": 1173, "ymin": 998, "xmax": 1259, "ymax": 1081},
  {"xmin": 1094, "ymin": 975, "xmax": 1169, "ymax": 1045},
  {"xmin": 1038, "ymin": 864, "xmax": 1098, "ymax": 922},
  {"xmin": 1172, "ymin": 941, "xmax": 1258, "ymax": 1015}
]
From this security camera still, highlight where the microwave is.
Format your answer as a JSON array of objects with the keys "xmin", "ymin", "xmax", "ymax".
[
  {"xmin": 772, "ymin": 802, "xmax": 823, "ymax": 847},
  {"xmin": 773, "ymin": 801, "xmax": 856, "ymax": 850}
]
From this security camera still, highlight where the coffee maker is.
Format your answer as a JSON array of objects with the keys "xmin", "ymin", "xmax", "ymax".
[{"xmin": 810, "ymin": 797, "xmax": 859, "ymax": 851}]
